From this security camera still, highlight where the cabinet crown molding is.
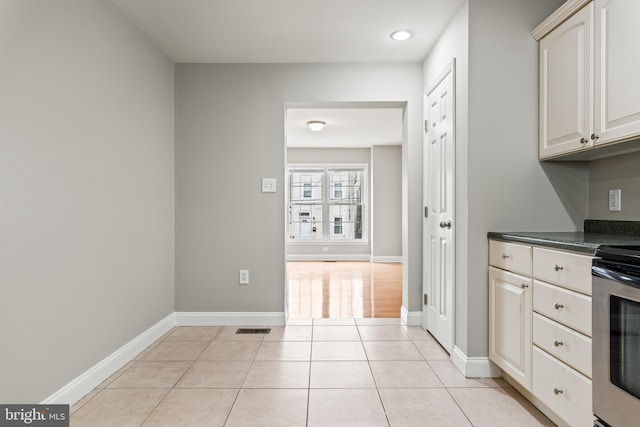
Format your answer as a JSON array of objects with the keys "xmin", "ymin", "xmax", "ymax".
[{"xmin": 531, "ymin": 0, "xmax": 591, "ymax": 41}]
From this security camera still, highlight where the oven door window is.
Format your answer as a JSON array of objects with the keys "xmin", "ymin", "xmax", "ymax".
[{"xmin": 611, "ymin": 295, "xmax": 640, "ymax": 399}]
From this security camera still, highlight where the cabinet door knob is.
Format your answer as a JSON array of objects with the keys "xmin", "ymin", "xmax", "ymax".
[
  {"xmin": 554, "ymin": 264, "xmax": 564, "ymax": 272},
  {"xmin": 553, "ymin": 387, "xmax": 563, "ymax": 395},
  {"xmin": 502, "ymin": 254, "xmax": 510, "ymax": 259},
  {"xmin": 439, "ymin": 220, "xmax": 452, "ymax": 229},
  {"xmin": 554, "ymin": 303, "xmax": 564, "ymax": 310},
  {"xmin": 591, "ymin": 133, "xmax": 600, "ymax": 141},
  {"xmin": 554, "ymin": 340, "xmax": 564, "ymax": 347},
  {"xmin": 580, "ymin": 137, "xmax": 588, "ymax": 144},
  {"xmin": 521, "ymin": 283, "xmax": 529, "ymax": 289}
]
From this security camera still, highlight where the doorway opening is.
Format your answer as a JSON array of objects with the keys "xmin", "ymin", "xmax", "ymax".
[{"xmin": 284, "ymin": 101, "xmax": 406, "ymax": 320}]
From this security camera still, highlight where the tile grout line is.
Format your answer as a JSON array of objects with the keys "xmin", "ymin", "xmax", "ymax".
[
  {"xmin": 140, "ymin": 327, "xmax": 224, "ymax": 426},
  {"xmin": 356, "ymin": 321, "xmax": 392, "ymax": 426},
  {"xmin": 306, "ymin": 322, "xmax": 315, "ymax": 427},
  {"xmin": 222, "ymin": 326, "xmax": 265, "ymax": 427}
]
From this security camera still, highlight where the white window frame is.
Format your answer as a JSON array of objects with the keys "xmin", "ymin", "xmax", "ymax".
[{"xmin": 287, "ymin": 163, "xmax": 368, "ymax": 244}]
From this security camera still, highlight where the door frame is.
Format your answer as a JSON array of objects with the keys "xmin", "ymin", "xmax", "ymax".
[
  {"xmin": 283, "ymin": 101, "xmax": 408, "ymax": 321},
  {"xmin": 422, "ymin": 59, "xmax": 456, "ymax": 353}
]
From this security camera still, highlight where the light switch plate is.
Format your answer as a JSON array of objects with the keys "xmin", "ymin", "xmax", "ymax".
[
  {"xmin": 262, "ymin": 178, "xmax": 276, "ymax": 193},
  {"xmin": 239, "ymin": 270, "xmax": 249, "ymax": 284},
  {"xmin": 609, "ymin": 189, "xmax": 621, "ymax": 211}
]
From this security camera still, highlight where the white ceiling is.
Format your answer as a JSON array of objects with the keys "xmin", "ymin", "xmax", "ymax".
[
  {"xmin": 113, "ymin": 0, "xmax": 464, "ymax": 63},
  {"xmin": 286, "ymin": 108, "xmax": 402, "ymax": 148},
  {"xmin": 113, "ymin": 0, "xmax": 459, "ymax": 148}
]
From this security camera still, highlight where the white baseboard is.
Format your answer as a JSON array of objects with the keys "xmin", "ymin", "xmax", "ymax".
[
  {"xmin": 452, "ymin": 345, "xmax": 503, "ymax": 378},
  {"xmin": 41, "ymin": 312, "xmax": 176, "ymax": 405},
  {"xmin": 42, "ymin": 311, "xmax": 287, "ymax": 406},
  {"xmin": 175, "ymin": 311, "xmax": 286, "ymax": 326},
  {"xmin": 370, "ymin": 256, "xmax": 403, "ymax": 263},
  {"xmin": 287, "ymin": 254, "xmax": 371, "ymax": 261},
  {"xmin": 400, "ymin": 306, "xmax": 422, "ymax": 326}
]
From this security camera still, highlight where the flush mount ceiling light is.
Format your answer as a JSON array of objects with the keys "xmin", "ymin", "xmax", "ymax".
[
  {"xmin": 306, "ymin": 120, "xmax": 326, "ymax": 132},
  {"xmin": 390, "ymin": 30, "xmax": 414, "ymax": 41}
]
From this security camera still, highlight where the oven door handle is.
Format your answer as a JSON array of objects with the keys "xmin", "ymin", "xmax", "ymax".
[{"xmin": 593, "ymin": 264, "xmax": 640, "ymax": 289}]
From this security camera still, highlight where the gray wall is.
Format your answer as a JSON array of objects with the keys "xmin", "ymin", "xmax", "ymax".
[
  {"xmin": 0, "ymin": 0, "xmax": 175, "ymax": 402},
  {"xmin": 590, "ymin": 151, "xmax": 640, "ymax": 219},
  {"xmin": 466, "ymin": 0, "xmax": 588, "ymax": 357},
  {"xmin": 371, "ymin": 145, "xmax": 403, "ymax": 258},
  {"xmin": 175, "ymin": 64, "xmax": 423, "ymax": 313},
  {"xmin": 423, "ymin": 0, "xmax": 589, "ymax": 358},
  {"xmin": 286, "ymin": 147, "xmax": 372, "ymax": 257}
]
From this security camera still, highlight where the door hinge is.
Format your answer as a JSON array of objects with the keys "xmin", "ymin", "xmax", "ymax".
[
  {"xmin": 424, "ymin": 119, "xmax": 429, "ymax": 133},
  {"xmin": 424, "ymin": 294, "xmax": 428, "ymax": 305},
  {"xmin": 424, "ymin": 207, "xmax": 428, "ymax": 218}
]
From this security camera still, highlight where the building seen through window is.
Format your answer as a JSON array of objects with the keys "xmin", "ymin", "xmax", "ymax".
[{"xmin": 288, "ymin": 166, "xmax": 365, "ymax": 242}]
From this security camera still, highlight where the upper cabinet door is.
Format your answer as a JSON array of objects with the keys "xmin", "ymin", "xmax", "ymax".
[
  {"xmin": 594, "ymin": 0, "xmax": 640, "ymax": 145},
  {"xmin": 539, "ymin": 4, "xmax": 593, "ymax": 159}
]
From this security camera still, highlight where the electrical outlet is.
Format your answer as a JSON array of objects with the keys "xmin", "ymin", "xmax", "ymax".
[
  {"xmin": 609, "ymin": 189, "xmax": 622, "ymax": 212},
  {"xmin": 239, "ymin": 270, "xmax": 249, "ymax": 284},
  {"xmin": 261, "ymin": 178, "xmax": 276, "ymax": 193}
]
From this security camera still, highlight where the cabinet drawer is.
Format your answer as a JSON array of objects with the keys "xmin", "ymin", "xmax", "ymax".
[
  {"xmin": 533, "ymin": 280, "xmax": 591, "ymax": 337},
  {"xmin": 490, "ymin": 240, "xmax": 532, "ymax": 276},
  {"xmin": 533, "ymin": 347, "xmax": 593, "ymax": 427},
  {"xmin": 533, "ymin": 313, "xmax": 591, "ymax": 378},
  {"xmin": 533, "ymin": 247, "xmax": 593, "ymax": 295}
]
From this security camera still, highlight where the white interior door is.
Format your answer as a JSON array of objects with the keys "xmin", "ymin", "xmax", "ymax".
[{"xmin": 423, "ymin": 60, "xmax": 455, "ymax": 353}]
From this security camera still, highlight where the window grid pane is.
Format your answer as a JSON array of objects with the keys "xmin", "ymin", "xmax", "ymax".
[
  {"xmin": 329, "ymin": 169, "xmax": 362, "ymax": 204},
  {"xmin": 329, "ymin": 204, "xmax": 362, "ymax": 240},
  {"xmin": 289, "ymin": 204, "xmax": 323, "ymax": 240},
  {"xmin": 289, "ymin": 171, "xmax": 323, "ymax": 203}
]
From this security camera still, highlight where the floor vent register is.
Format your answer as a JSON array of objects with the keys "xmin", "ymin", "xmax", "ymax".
[{"xmin": 235, "ymin": 328, "xmax": 271, "ymax": 334}]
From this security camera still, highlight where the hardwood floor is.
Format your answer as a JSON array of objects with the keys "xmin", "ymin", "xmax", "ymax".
[{"xmin": 286, "ymin": 261, "xmax": 402, "ymax": 319}]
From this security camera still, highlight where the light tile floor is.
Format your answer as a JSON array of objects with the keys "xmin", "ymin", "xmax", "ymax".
[{"xmin": 70, "ymin": 320, "xmax": 554, "ymax": 426}]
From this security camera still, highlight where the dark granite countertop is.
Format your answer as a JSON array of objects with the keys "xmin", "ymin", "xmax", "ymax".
[
  {"xmin": 489, "ymin": 221, "xmax": 640, "ymax": 254},
  {"xmin": 487, "ymin": 231, "xmax": 640, "ymax": 255}
]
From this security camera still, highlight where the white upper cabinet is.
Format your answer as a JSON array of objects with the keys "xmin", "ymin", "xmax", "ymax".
[
  {"xmin": 594, "ymin": 0, "xmax": 640, "ymax": 145},
  {"xmin": 539, "ymin": 4, "xmax": 593, "ymax": 159},
  {"xmin": 537, "ymin": 0, "xmax": 640, "ymax": 160}
]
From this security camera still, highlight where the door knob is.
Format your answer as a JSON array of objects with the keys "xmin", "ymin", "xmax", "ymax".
[{"xmin": 439, "ymin": 220, "xmax": 452, "ymax": 229}]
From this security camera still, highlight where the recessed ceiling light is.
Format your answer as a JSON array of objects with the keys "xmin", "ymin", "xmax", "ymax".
[
  {"xmin": 306, "ymin": 121, "xmax": 326, "ymax": 132},
  {"xmin": 390, "ymin": 30, "xmax": 413, "ymax": 41}
]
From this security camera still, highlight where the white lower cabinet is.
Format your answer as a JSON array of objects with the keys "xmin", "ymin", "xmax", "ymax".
[
  {"xmin": 489, "ymin": 266, "xmax": 532, "ymax": 390},
  {"xmin": 533, "ymin": 347, "xmax": 593, "ymax": 427},
  {"xmin": 533, "ymin": 280, "xmax": 592, "ymax": 337},
  {"xmin": 533, "ymin": 313, "xmax": 591, "ymax": 378},
  {"xmin": 489, "ymin": 240, "xmax": 593, "ymax": 427}
]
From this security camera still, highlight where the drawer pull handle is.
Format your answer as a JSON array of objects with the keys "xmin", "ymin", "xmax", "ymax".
[
  {"xmin": 502, "ymin": 254, "xmax": 510, "ymax": 259},
  {"xmin": 554, "ymin": 303, "xmax": 564, "ymax": 310},
  {"xmin": 521, "ymin": 283, "xmax": 529, "ymax": 289},
  {"xmin": 553, "ymin": 340, "xmax": 564, "ymax": 347},
  {"xmin": 554, "ymin": 264, "xmax": 564, "ymax": 272},
  {"xmin": 553, "ymin": 388, "xmax": 563, "ymax": 395}
]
